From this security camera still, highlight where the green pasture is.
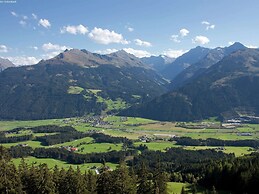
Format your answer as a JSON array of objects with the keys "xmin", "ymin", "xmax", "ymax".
[
  {"xmin": 12, "ymin": 157, "xmax": 118, "ymax": 172},
  {"xmin": 76, "ymin": 143, "xmax": 122, "ymax": 154},
  {"xmin": 67, "ymin": 86, "xmax": 84, "ymax": 94},
  {"xmin": 135, "ymin": 142, "xmax": 180, "ymax": 151},
  {"xmin": 0, "ymin": 119, "xmax": 64, "ymax": 131},
  {"xmin": 1, "ymin": 140, "xmax": 44, "ymax": 148},
  {"xmin": 167, "ymin": 182, "xmax": 191, "ymax": 194},
  {"xmin": 185, "ymin": 146, "xmax": 253, "ymax": 157}
]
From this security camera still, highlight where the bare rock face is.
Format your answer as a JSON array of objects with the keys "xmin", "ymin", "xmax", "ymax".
[{"xmin": 0, "ymin": 58, "xmax": 15, "ymax": 71}]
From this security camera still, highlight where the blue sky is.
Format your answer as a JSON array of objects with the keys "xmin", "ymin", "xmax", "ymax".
[{"xmin": 1, "ymin": 0, "xmax": 259, "ymax": 65}]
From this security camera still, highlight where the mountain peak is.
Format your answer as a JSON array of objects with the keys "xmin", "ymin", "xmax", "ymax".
[
  {"xmin": 225, "ymin": 42, "xmax": 246, "ymax": 55},
  {"xmin": 0, "ymin": 57, "xmax": 15, "ymax": 71}
]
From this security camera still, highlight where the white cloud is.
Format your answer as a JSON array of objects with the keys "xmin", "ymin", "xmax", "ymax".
[
  {"xmin": 19, "ymin": 20, "xmax": 26, "ymax": 26},
  {"xmin": 127, "ymin": 27, "xmax": 134, "ymax": 32},
  {"xmin": 201, "ymin": 21, "xmax": 210, "ymax": 25},
  {"xmin": 162, "ymin": 49, "xmax": 187, "ymax": 58},
  {"xmin": 61, "ymin": 24, "xmax": 88, "ymax": 35},
  {"xmin": 32, "ymin": 13, "xmax": 37, "ymax": 20},
  {"xmin": 11, "ymin": 11, "xmax": 18, "ymax": 17},
  {"xmin": 22, "ymin": 15, "xmax": 28, "ymax": 20},
  {"xmin": 30, "ymin": 46, "xmax": 38, "ymax": 50},
  {"xmin": 134, "ymin": 39, "xmax": 152, "ymax": 47},
  {"xmin": 201, "ymin": 21, "xmax": 215, "ymax": 30},
  {"xmin": 89, "ymin": 27, "xmax": 129, "ymax": 45},
  {"xmin": 7, "ymin": 56, "xmax": 40, "ymax": 66},
  {"xmin": 38, "ymin": 19, "xmax": 51, "ymax": 28},
  {"xmin": 192, "ymin": 35, "xmax": 210, "ymax": 45},
  {"xmin": 42, "ymin": 51, "xmax": 61, "ymax": 59},
  {"xmin": 42, "ymin": 42, "xmax": 71, "ymax": 52},
  {"xmin": 228, "ymin": 41, "xmax": 234, "ymax": 45},
  {"xmin": 171, "ymin": 35, "xmax": 180, "ymax": 43},
  {"xmin": 123, "ymin": 48, "xmax": 151, "ymax": 58},
  {"xmin": 0, "ymin": 45, "xmax": 8, "ymax": 53},
  {"xmin": 180, "ymin": 28, "xmax": 189, "ymax": 37},
  {"xmin": 95, "ymin": 48, "xmax": 118, "ymax": 55},
  {"xmin": 246, "ymin": 45, "xmax": 258, "ymax": 49}
]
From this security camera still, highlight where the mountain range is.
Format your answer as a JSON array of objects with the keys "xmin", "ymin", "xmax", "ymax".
[
  {"xmin": 170, "ymin": 42, "xmax": 247, "ymax": 90},
  {"xmin": 1, "ymin": 42, "xmax": 259, "ymax": 122},
  {"xmin": 0, "ymin": 49, "xmax": 167, "ymax": 120},
  {"xmin": 0, "ymin": 58, "xmax": 15, "ymax": 72},
  {"xmin": 120, "ymin": 47, "xmax": 259, "ymax": 121}
]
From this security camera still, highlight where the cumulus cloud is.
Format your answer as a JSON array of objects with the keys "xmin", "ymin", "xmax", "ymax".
[
  {"xmin": 94, "ymin": 48, "xmax": 118, "ymax": 55},
  {"xmin": 246, "ymin": 45, "xmax": 258, "ymax": 49},
  {"xmin": 11, "ymin": 11, "xmax": 18, "ymax": 17},
  {"xmin": 127, "ymin": 27, "xmax": 134, "ymax": 32},
  {"xmin": 41, "ymin": 43, "xmax": 71, "ymax": 59},
  {"xmin": 228, "ymin": 41, "xmax": 235, "ymax": 45},
  {"xmin": 171, "ymin": 28, "xmax": 189, "ymax": 43},
  {"xmin": 42, "ymin": 51, "xmax": 61, "ymax": 59},
  {"xmin": 42, "ymin": 42, "xmax": 71, "ymax": 52},
  {"xmin": 61, "ymin": 24, "xmax": 88, "ymax": 35},
  {"xmin": 29, "ymin": 46, "xmax": 38, "ymax": 50},
  {"xmin": 171, "ymin": 35, "xmax": 180, "ymax": 43},
  {"xmin": 32, "ymin": 13, "xmax": 37, "ymax": 20},
  {"xmin": 0, "ymin": 45, "xmax": 8, "ymax": 53},
  {"xmin": 179, "ymin": 28, "xmax": 189, "ymax": 37},
  {"xmin": 162, "ymin": 49, "xmax": 187, "ymax": 58},
  {"xmin": 192, "ymin": 35, "xmax": 210, "ymax": 45},
  {"xmin": 123, "ymin": 48, "xmax": 151, "ymax": 58},
  {"xmin": 201, "ymin": 21, "xmax": 215, "ymax": 30},
  {"xmin": 89, "ymin": 27, "xmax": 129, "ymax": 45},
  {"xmin": 19, "ymin": 20, "xmax": 26, "ymax": 26},
  {"xmin": 7, "ymin": 56, "xmax": 40, "ymax": 66},
  {"xmin": 38, "ymin": 19, "xmax": 51, "ymax": 28},
  {"xmin": 134, "ymin": 39, "xmax": 152, "ymax": 47}
]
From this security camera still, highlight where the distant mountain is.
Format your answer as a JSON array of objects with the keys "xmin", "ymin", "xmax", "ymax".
[
  {"xmin": 0, "ymin": 58, "xmax": 15, "ymax": 71},
  {"xmin": 161, "ymin": 46, "xmax": 210, "ymax": 80},
  {"xmin": 170, "ymin": 42, "xmax": 247, "ymax": 90},
  {"xmin": 141, "ymin": 55, "xmax": 175, "ymax": 72},
  {"xmin": 120, "ymin": 48, "xmax": 259, "ymax": 121},
  {"xmin": 39, "ymin": 49, "xmax": 149, "ymax": 68},
  {"xmin": 0, "ymin": 49, "xmax": 167, "ymax": 120}
]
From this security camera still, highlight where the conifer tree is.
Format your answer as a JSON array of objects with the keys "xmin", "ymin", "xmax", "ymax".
[
  {"xmin": 113, "ymin": 161, "xmax": 137, "ymax": 194},
  {"xmin": 137, "ymin": 162, "xmax": 153, "ymax": 194}
]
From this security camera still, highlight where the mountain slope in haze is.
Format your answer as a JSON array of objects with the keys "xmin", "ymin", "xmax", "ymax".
[
  {"xmin": 170, "ymin": 42, "xmax": 247, "ymax": 90},
  {"xmin": 0, "ymin": 58, "xmax": 15, "ymax": 71},
  {"xmin": 141, "ymin": 55, "xmax": 175, "ymax": 73},
  {"xmin": 120, "ymin": 48, "xmax": 259, "ymax": 121},
  {"xmin": 161, "ymin": 46, "xmax": 210, "ymax": 80},
  {"xmin": 0, "ymin": 49, "xmax": 167, "ymax": 120}
]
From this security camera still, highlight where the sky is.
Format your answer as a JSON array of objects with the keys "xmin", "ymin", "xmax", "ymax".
[{"xmin": 1, "ymin": 0, "xmax": 259, "ymax": 65}]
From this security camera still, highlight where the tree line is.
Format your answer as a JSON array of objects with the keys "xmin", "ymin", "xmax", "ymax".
[
  {"xmin": 0, "ymin": 146, "xmax": 168, "ymax": 194},
  {"xmin": 172, "ymin": 136, "xmax": 259, "ymax": 148}
]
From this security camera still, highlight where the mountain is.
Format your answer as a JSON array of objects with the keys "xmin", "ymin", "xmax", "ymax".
[
  {"xmin": 0, "ymin": 49, "xmax": 167, "ymax": 120},
  {"xmin": 141, "ymin": 55, "xmax": 175, "ymax": 72},
  {"xmin": 161, "ymin": 46, "xmax": 210, "ymax": 80},
  {"xmin": 0, "ymin": 58, "xmax": 15, "ymax": 71},
  {"xmin": 170, "ymin": 42, "xmax": 247, "ymax": 90},
  {"xmin": 120, "ymin": 48, "xmax": 259, "ymax": 121}
]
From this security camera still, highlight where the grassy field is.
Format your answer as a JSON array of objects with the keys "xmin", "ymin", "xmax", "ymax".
[
  {"xmin": 0, "ymin": 119, "xmax": 64, "ymax": 131},
  {"xmin": 76, "ymin": 143, "xmax": 122, "ymax": 154},
  {"xmin": 12, "ymin": 157, "xmax": 118, "ymax": 171},
  {"xmin": 67, "ymin": 86, "xmax": 84, "ymax": 94},
  {"xmin": 135, "ymin": 142, "xmax": 180, "ymax": 151},
  {"xmin": 185, "ymin": 146, "xmax": 253, "ymax": 157},
  {"xmin": 167, "ymin": 182, "xmax": 191, "ymax": 194},
  {"xmin": 1, "ymin": 116, "xmax": 258, "ymax": 157}
]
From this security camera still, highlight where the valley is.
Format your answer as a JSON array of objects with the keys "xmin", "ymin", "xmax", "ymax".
[{"xmin": 1, "ymin": 116, "xmax": 258, "ymax": 193}]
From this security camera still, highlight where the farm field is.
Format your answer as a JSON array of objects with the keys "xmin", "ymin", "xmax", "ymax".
[
  {"xmin": 12, "ymin": 157, "xmax": 118, "ymax": 171},
  {"xmin": 1, "ymin": 115, "xmax": 259, "ymax": 156}
]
